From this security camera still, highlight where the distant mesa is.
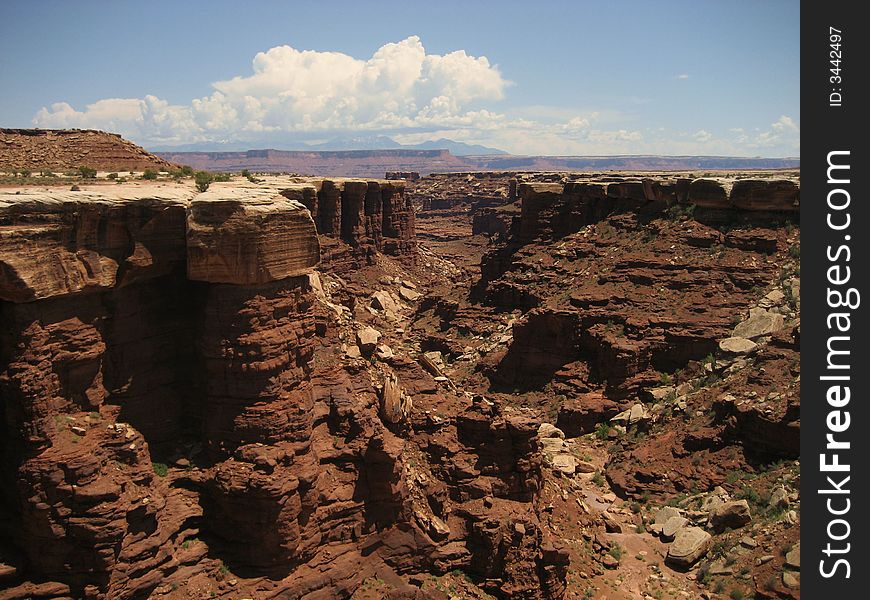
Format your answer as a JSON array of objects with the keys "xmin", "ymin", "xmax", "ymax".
[
  {"xmin": 158, "ymin": 148, "xmax": 799, "ymax": 178},
  {"xmin": 0, "ymin": 129, "xmax": 800, "ymax": 179}
]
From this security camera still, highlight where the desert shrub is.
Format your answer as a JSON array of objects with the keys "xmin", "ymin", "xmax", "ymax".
[
  {"xmin": 152, "ymin": 462, "xmax": 169, "ymax": 477},
  {"xmin": 666, "ymin": 202, "xmax": 696, "ymax": 221},
  {"xmin": 142, "ymin": 169, "xmax": 158, "ymax": 180},
  {"xmin": 195, "ymin": 171, "xmax": 214, "ymax": 192},
  {"xmin": 78, "ymin": 166, "xmax": 97, "ymax": 179},
  {"xmin": 213, "ymin": 172, "xmax": 231, "ymax": 182},
  {"xmin": 107, "ymin": 172, "xmax": 118, "ymax": 180}
]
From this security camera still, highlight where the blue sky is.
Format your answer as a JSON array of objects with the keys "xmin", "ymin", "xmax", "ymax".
[{"xmin": 0, "ymin": 0, "xmax": 799, "ymax": 156}]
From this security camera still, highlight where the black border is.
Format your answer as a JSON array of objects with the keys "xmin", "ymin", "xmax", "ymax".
[{"xmin": 801, "ymin": 1, "xmax": 868, "ymax": 596}]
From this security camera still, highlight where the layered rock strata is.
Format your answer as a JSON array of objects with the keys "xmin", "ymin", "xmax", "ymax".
[{"xmin": 0, "ymin": 182, "xmax": 564, "ymax": 599}]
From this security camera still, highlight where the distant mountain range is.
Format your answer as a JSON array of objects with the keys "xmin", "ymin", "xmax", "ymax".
[
  {"xmin": 149, "ymin": 135, "xmax": 507, "ymax": 156},
  {"xmin": 155, "ymin": 146, "xmax": 800, "ymax": 179}
]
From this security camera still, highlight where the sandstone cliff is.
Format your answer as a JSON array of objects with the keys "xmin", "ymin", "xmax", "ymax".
[{"xmin": 0, "ymin": 179, "xmax": 566, "ymax": 600}]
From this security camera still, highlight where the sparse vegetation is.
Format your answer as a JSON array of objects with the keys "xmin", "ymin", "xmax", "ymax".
[
  {"xmin": 142, "ymin": 169, "xmax": 158, "ymax": 180},
  {"xmin": 78, "ymin": 166, "xmax": 97, "ymax": 179},
  {"xmin": 607, "ymin": 544, "xmax": 623, "ymax": 561},
  {"xmin": 666, "ymin": 202, "xmax": 696, "ymax": 220},
  {"xmin": 594, "ymin": 422, "xmax": 610, "ymax": 440},
  {"xmin": 195, "ymin": 171, "xmax": 214, "ymax": 192},
  {"xmin": 152, "ymin": 462, "xmax": 169, "ymax": 477}
]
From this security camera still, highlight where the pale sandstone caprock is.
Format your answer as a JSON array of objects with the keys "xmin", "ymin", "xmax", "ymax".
[{"xmin": 186, "ymin": 189, "xmax": 320, "ymax": 284}]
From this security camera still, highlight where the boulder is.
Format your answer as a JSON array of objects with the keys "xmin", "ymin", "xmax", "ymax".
[
  {"xmin": 428, "ymin": 515, "xmax": 451, "ymax": 541},
  {"xmin": 628, "ymin": 403, "xmax": 649, "ymax": 425},
  {"xmin": 768, "ymin": 486, "xmax": 790, "ymax": 510},
  {"xmin": 666, "ymin": 527, "xmax": 712, "ymax": 567},
  {"xmin": 782, "ymin": 571, "xmax": 800, "ymax": 588},
  {"xmin": 709, "ymin": 499, "xmax": 752, "ymax": 533},
  {"xmin": 375, "ymin": 344, "xmax": 394, "ymax": 360},
  {"xmin": 661, "ymin": 516, "xmax": 689, "ymax": 541},
  {"xmin": 551, "ymin": 453, "xmax": 576, "ymax": 476},
  {"xmin": 601, "ymin": 554, "xmax": 619, "ymax": 569},
  {"xmin": 601, "ymin": 512, "xmax": 622, "ymax": 533},
  {"xmin": 644, "ymin": 386, "xmax": 675, "ymax": 402},
  {"xmin": 700, "ymin": 487, "xmax": 731, "ymax": 512},
  {"xmin": 371, "ymin": 290, "xmax": 400, "ymax": 317},
  {"xmin": 654, "ymin": 506, "xmax": 682, "ymax": 525},
  {"xmin": 356, "ymin": 327, "xmax": 381, "ymax": 355},
  {"xmin": 732, "ymin": 308, "xmax": 785, "ymax": 339},
  {"xmin": 719, "ymin": 337, "xmax": 757, "ymax": 354},
  {"xmin": 785, "ymin": 543, "xmax": 800, "ymax": 569},
  {"xmin": 538, "ymin": 423, "xmax": 566, "ymax": 439},
  {"xmin": 575, "ymin": 460, "xmax": 596, "ymax": 473},
  {"xmin": 399, "ymin": 286, "xmax": 422, "ymax": 302}
]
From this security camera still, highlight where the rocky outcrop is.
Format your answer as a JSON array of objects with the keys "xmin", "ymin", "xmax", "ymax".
[
  {"xmin": 291, "ymin": 178, "xmax": 415, "ymax": 257},
  {"xmin": 0, "ymin": 128, "xmax": 177, "ymax": 172},
  {"xmin": 0, "ymin": 182, "xmax": 562, "ymax": 599},
  {"xmin": 0, "ymin": 190, "xmax": 190, "ymax": 302},
  {"xmin": 187, "ymin": 190, "xmax": 320, "ymax": 284}
]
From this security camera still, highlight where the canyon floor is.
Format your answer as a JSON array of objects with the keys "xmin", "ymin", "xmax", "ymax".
[{"xmin": 0, "ymin": 166, "xmax": 800, "ymax": 600}]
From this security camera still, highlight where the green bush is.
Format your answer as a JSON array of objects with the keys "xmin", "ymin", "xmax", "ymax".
[
  {"xmin": 195, "ymin": 171, "xmax": 214, "ymax": 192},
  {"xmin": 213, "ymin": 172, "xmax": 231, "ymax": 182},
  {"xmin": 607, "ymin": 544, "xmax": 623, "ymax": 561},
  {"xmin": 152, "ymin": 462, "xmax": 169, "ymax": 477},
  {"xmin": 107, "ymin": 172, "xmax": 118, "ymax": 180},
  {"xmin": 142, "ymin": 169, "xmax": 158, "ymax": 180},
  {"xmin": 78, "ymin": 166, "xmax": 97, "ymax": 179}
]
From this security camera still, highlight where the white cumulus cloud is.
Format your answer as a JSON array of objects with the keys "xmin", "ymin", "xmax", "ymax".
[
  {"xmin": 32, "ymin": 36, "xmax": 510, "ymax": 145},
  {"xmin": 29, "ymin": 39, "xmax": 799, "ymax": 156}
]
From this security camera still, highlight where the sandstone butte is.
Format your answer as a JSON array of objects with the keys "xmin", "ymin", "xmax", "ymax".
[{"xmin": 0, "ymin": 164, "xmax": 801, "ymax": 600}]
